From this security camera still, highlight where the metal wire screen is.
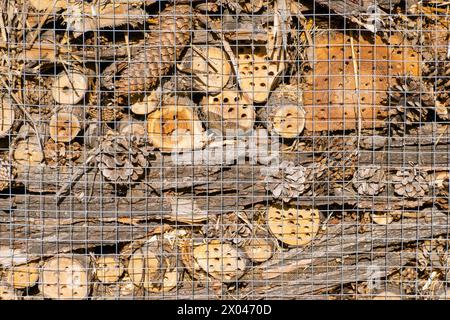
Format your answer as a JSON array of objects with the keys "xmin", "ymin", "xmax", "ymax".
[{"xmin": 0, "ymin": 0, "xmax": 449, "ymax": 300}]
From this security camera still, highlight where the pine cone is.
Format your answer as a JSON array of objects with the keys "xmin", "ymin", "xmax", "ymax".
[
  {"xmin": 392, "ymin": 169, "xmax": 429, "ymax": 198},
  {"xmin": 387, "ymin": 77, "xmax": 435, "ymax": 129},
  {"xmin": 202, "ymin": 212, "xmax": 252, "ymax": 247},
  {"xmin": 96, "ymin": 133, "xmax": 154, "ymax": 184},
  {"xmin": 102, "ymin": 4, "xmax": 192, "ymax": 102},
  {"xmin": 0, "ymin": 160, "xmax": 11, "ymax": 192},
  {"xmin": 352, "ymin": 166, "xmax": 386, "ymax": 196}
]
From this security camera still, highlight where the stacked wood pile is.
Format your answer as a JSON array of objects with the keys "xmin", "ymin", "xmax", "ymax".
[{"xmin": 0, "ymin": 0, "xmax": 449, "ymax": 300}]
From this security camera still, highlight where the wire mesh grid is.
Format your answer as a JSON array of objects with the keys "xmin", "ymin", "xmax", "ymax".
[{"xmin": 0, "ymin": 0, "xmax": 448, "ymax": 300}]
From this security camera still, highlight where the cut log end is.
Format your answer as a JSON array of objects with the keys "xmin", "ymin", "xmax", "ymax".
[
  {"xmin": 49, "ymin": 112, "xmax": 81, "ymax": 143},
  {"xmin": 267, "ymin": 205, "xmax": 320, "ymax": 247},
  {"xmin": 51, "ymin": 71, "xmax": 89, "ymax": 105},
  {"xmin": 6, "ymin": 263, "xmax": 39, "ymax": 289},
  {"xmin": 0, "ymin": 96, "xmax": 15, "ymax": 138},
  {"xmin": 177, "ymin": 46, "xmax": 231, "ymax": 93},
  {"xmin": 243, "ymin": 237, "xmax": 274, "ymax": 263},
  {"xmin": 201, "ymin": 91, "xmax": 255, "ymax": 135},
  {"xmin": 270, "ymin": 104, "xmax": 306, "ymax": 138},
  {"xmin": 39, "ymin": 256, "xmax": 91, "ymax": 300}
]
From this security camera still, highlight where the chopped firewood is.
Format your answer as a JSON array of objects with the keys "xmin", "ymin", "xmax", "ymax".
[{"xmin": 0, "ymin": 95, "xmax": 15, "ymax": 138}]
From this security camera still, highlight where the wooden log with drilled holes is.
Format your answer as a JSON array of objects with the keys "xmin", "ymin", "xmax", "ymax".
[{"xmin": 302, "ymin": 31, "xmax": 420, "ymax": 132}]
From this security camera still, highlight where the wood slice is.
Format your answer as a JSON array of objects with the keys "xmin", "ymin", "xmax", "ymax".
[
  {"xmin": 147, "ymin": 103, "xmax": 205, "ymax": 152},
  {"xmin": 177, "ymin": 46, "xmax": 231, "ymax": 93},
  {"xmin": 200, "ymin": 90, "xmax": 255, "ymax": 135},
  {"xmin": 6, "ymin": 262, "xmax": 39, "ymax": 289},
  {"xmin": 13, "ymin": 136, "xmax": 44, "ymax": 166},
  {"xmin": 127, "ymin": 245, "xmax": 159, "ymax": 289},
  {"xmin": 193, "ymin": 240, "xmax": 248, "ymax": 283},
  {"xmin": 267, "ymin": 204, "xmax": 320, "ymax": 247},
  {"xmin": 241, "ymin": 0, "xmax": 264, "ymax": 13},
  {"xmin": 237, "ymin": 45, "xmax": 283, "ymax": 103},
  {"xmin": 0, "ymin": 96, "xmax": 15, "ymax": 138},
  {"xmin": 51, "ymin": 70, "xmax": 89, "ymax": 105},
  {"xmin": 371, "ymin": 212, "xmax": 394, "ymax": 225},
  {"xmin": 130, "ymin": 90, "xmax": 161, "ymax": 115},
  {"xmin": 92, "ymin": 275, "xmax": 143, "ymax": 300},
  {"xmin": 303, "ymin": 32, "xmax": 420, "ymax": 132},
  {"xmin": 372, "ymin": 291, "xmax": 402, "ymax": 300},
  {"xmin": 39, "ymin": 256, "xmax": 91, "ymax": 300},
  {"xmin": 260, "ymin": 84, "xmax": 305, "ymax": 138},
  {"xmin": 94, "ymin": 256, "xmax": 124, "ymax": 284},
  {"xmin": 49, "ymin": 106, "xmax": 83, "ymax": 143},
  {"xmin": 242, "ymin": 236, "xmax": 274, "ymax": 263}
]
